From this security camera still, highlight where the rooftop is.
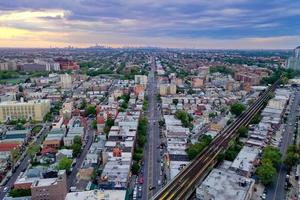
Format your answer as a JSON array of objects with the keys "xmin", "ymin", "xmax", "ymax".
[
  {"xmin": 196, "ymin": 168, "xmax": 254, "ymax": 200},
  {"xmin": 65, "ymin": 189, "xmax": 126, "ymax": 200}
]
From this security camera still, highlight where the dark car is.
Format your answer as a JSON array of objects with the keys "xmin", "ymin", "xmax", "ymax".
[{"xmin": 149, "ymin": 185, "xmax": 156, "ymax": 191}]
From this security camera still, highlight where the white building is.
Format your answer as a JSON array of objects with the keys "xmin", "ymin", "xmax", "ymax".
[
  {"xmin": 65, "ymin": 189, "xmax": 126, "ymax": 200},
  {"xmin": 134, "ymin": 75, "xmax": 148, "ymax": 86},
  {"xmin": 196, "ymin": 168, "xmax": 255, "ymax": 200},
  {"xmin": 60, "ymin": 74, "xmax": 73, "ymax": 89}
]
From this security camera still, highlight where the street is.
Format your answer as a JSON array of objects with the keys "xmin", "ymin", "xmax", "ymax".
[
  {"xmin": 0, "ymin": 125, "xmax": 49, "ymax": 199},
  {"xmin": 142, "ymin": 58, "xmax": 162, "ymax": 200},
  {"xmin": 67, "ymin": 121, "xmax": 94, "ymax": 189},
  {"xmin": 266, "ymin": 88, "xmax": 300, "ymax": 200}
]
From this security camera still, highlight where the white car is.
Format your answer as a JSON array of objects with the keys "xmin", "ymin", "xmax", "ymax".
[{"xmin": 3, "ymin": 186, "xmax": 9, "ymax": 192}]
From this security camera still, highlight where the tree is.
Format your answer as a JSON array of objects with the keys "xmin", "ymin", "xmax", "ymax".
[
  {"xmin": 28, "ymin": 144, "xmax": 40, "ymax": 160},
  {"xmin": 80, "ymin": 99, "xmax": 87, "ymax": 109},
  {"xmin": 256, "ymin": 159, "xmax": 277, "ymax": 185},
  {"xmin": 73, "ymin": 135, "xmax": 82, "ymax": 145},
  {"xmin": 223, "ymin": 140, "xmax": 242, "ymax": 161},
  {"xmin": 262, "ymin": 146, "xmax": 282, "ymax": 167},
  {"xmin": 92, "ymin": 119, "xmax": 97, "ymax": 130},
  {"xmin": 143, "ymin": 98, "xmax": 149, "ymax": 111},
  {"xmin": 9, "ymin": 188, "xmax": 31, "ymax": 197},
  {"xmin": 230, "ymin": 103, "xmax": 246, "ymax": 116},
  {"xmin": 86, "ymin": 104, "xmax": 96, "ymax": 116},
  {"xmin": 71, "ymin": 143, "xmax": 81, "ymax": 158},
  {"xmin": 209, "ymin": 112, "xmax": 217, "ymax": 119},
  {"xmin": 71, "ymin": 136, "xmax": 82, "ymax": 157},
  {"xmin": 186, "ymin": 135, "xmax": 212, "ymax": 160},
  {"xmin": 284, "ymin": 145, "xmax": 299, "ymax": 170},
  {"xmin": 32, "ymin": 125, "xmax": 42, "ymax": 135},
  {"xmin": 133, "ymin": 152, "xmax": 143, "ymax": 162},
  {"xmin": 172, "ymin": 99, "xmax": 179, "ymax": 105},
  {"xmin": 175, "ymin": 110, "xmax": 193, "ymax": 128},
  {"xmin": 137, "ymin": 135, "xmax": 147, "ymax": 147},
  {"xmin": 104, "ymin": 118, "xmax": 115, "ymax": 135},
  {"xmin": 209, "ymin": 66, "xmax": 234, "ymax": 76},
  {"xmin": 238, "ymin": 126, "xmax": 248, "ymax": 137},
  {"xmin": 131, "ymin": 162, "xmax": 140, "ymax": 175},
  {"xmin": 57, "ymin": 157, "xmax": 72, "ymax": 172},
  {"xmin": 248, "ymin": 99, "xmax": 255, "ymax": 106},
  {"xmin": 44, "ymin": 112, "xmax": 53, "ymax": 122},
  {"xmin": 251, "ymin": 113, "xmax": 262, "ymax": 124},
  {"xmin": 10, "ymin": 148, "xmax": 20, "ymax": 165}
]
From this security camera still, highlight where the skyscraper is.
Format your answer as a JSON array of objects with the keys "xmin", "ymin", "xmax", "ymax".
[{"xmin": 287, "ymin": 46, "xmax": 300, "ymax": 70}]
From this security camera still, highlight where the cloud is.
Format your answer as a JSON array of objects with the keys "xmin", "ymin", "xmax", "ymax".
[{"xmin": 0, "ymin": 0, "xmax": 299, "ymax": 48}]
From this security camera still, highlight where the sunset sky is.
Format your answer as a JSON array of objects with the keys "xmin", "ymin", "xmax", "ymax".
[{"xmin": 0, "ymin": 0, "xmax": 300, "ymax": 49}]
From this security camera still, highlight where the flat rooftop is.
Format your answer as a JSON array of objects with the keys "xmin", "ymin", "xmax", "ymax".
[
  {"xmin": 196, "ymin": 168, "xmax": 254, "ymax": 200},
  {"xmin": 65, "ymin": 190, "xmax": 126, "ymax": 200}
]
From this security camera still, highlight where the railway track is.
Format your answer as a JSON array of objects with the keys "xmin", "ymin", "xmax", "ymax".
[{"xmin": 151, "ymin": 81, "xmax": 279, "ymax": 200}]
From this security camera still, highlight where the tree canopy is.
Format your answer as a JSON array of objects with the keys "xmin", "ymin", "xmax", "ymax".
[
  {"xmin": 238, "ymin": 126, "xmax": 248, "ymax": 137},
  {"xmin": 186, "ymin": 135, "xmax": 212, "ymax": 160},
  {"xmin": 262, "ymin": 146, "xmax": 282, "ymax": 167},
  {"xmin": 230, "ymin": 103, "xmax": 246, "ymax": 116},
  {"xmin": 175, "ymin": 110, "xmax": 193, "ymax": 128},
  {"xmin": 57, "ymin": 157, "xmax": 72, "ymax": 172},
  {"xmin": 86, "ymin": 104, "xmax": 96, "ymax": 115},
  {"xmin": 256, "ymin": 159, "xmax": 277, "ymax": 185},
  {"xmin": 71, "ymin": 135, "xmax": 82, "ymax": 157},
  {"xmin": 284, "ymin": 145, "xmax": 299, "ymax": 170}
]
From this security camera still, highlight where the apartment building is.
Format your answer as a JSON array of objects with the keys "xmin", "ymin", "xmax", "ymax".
[
  {"xmin": 0, "ymin": 99, "xmax": 50, "ymax": 122},
  {"xmin": 134, "ymin": 75, "xmax": 148, "ymax": 86},
  {"xmin": 159, "ymin": 84, "xmax": 177, "ymax": 96},
  {"xmin": 31, "ymin": 170, "xmax": 68, "ymax": 200}
]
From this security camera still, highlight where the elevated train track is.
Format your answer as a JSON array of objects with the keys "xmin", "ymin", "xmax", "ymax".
[{"xmin": 151, "ymin": 81, "xmax": 279, "ymax": 200}]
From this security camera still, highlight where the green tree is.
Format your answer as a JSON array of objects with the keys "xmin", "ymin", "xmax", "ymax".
[
  {"xmin": 71, "ymin": 143, "xmax": 81, "ymax": 158},
  {"xmin": 73, "ymin": 135, "xmax": 82, "ymax": 145},
  {"xmin": 251, "ymin": 113, "xmax": 262, "ymax": 124},
  {"xmin": 186, "ymin": 135, "xmax": 212, "ymax": 160},
  {"xmin": 256, "ymin": 159, "xmax": 277, "ymax": 185},
  {"xmin": 262, "ymin": 146, "xmax": 282, "ymax": 167},
  {"xmin": 172, "ymin": 99, "xmax": 179, "ymax": 105},
  {"xmin": 57, "ymin": 157, "xmax": 72, "ymax": 172},
  {"xmin": 175, "ymin": 110, "xmax": 193, "ymax": 128},
  {"xmin": 131, "ymin": 162, "xmax": 140, "ymax": 175},
  {"xmin": 238, "ymin": 126, "xmax": 248, "ymax": 137},
  {"xmin": 9, "ymin": 189, "xmax": 31, "ymax": 197},
  {"xmin": 10, "ymin": 148, "xmax": 20, "ymax": 165},
  {"xmin": 28, "ymin": 144, "xmax": 40, "ymax": 160},
  {"xmin": 80, "ymin": 99, "xmax": 87, "ymax": 109},
  {"xmin": 143, "ymin": 97, "xmax": 149, "ymax": 111},
  {"xmin": 224, "ymin": 140, "xmax": 242, "ymax": 161},
  {"xmin": 209, "ymin": 112, "xmax": 217, "ymax": 119},
  {"xmin": 104, "ymin": 118, "xmax": 115, "ymax": 135},
  {"xmin": 71, "ymin": 136, "xmax": 82, "ymax": 157},
  {"xmin": 43, "ymin": 112, "xmax": 53, "ymax": 122},
  {"xmin": 32, "ymin": 125, "xmax": 42, "ymax": 135},
  {"xmin": 92, "ymin": 119, "xmax": 97, "ymax": 130},
  {"xmin": 133, "ymin": 152, "xmax": 143, "ymax": 162},
  {"xmin": 86, "ymin": 104, "xmax": 96, "ymax": 116},
  {"xmin": 284, "ymin": 145, "xmax": 299, "ymax": 170},
  {"xmin": 230, "ymin": 103, "xmax": 246, "ymax": 116}
]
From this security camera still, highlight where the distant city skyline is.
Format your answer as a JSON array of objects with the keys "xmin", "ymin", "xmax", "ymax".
[{"xmin": 0, "ymin": 0, "xmax": 300, "ymax": 49}]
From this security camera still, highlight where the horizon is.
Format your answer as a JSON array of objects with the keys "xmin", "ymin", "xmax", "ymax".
[{"xmin": 0, "ymin": 0, "xmax": 300, "ymax": 49}]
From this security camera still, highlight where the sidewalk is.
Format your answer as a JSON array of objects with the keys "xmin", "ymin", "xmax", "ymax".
[{"xmin": 251, "ymin": 183, "xmax": 265, "ymax": 200}]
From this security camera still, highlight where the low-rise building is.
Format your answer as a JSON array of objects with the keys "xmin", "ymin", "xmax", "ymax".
[
  {"xmin": 230, "ymin": 146, "xmax": 260, "ymax": 177},
  {"xmin": 196, "ymin": 168, "xmax": 255, "ymax": 200},
  {"xmin": 65, "ymin": 189, "xmax": 126, "ymax": 200}
]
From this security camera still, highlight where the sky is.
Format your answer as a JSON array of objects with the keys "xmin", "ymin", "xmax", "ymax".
[{"xmin": 0, "ymin": 0, "xmax": 300, "ymax": 49}]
